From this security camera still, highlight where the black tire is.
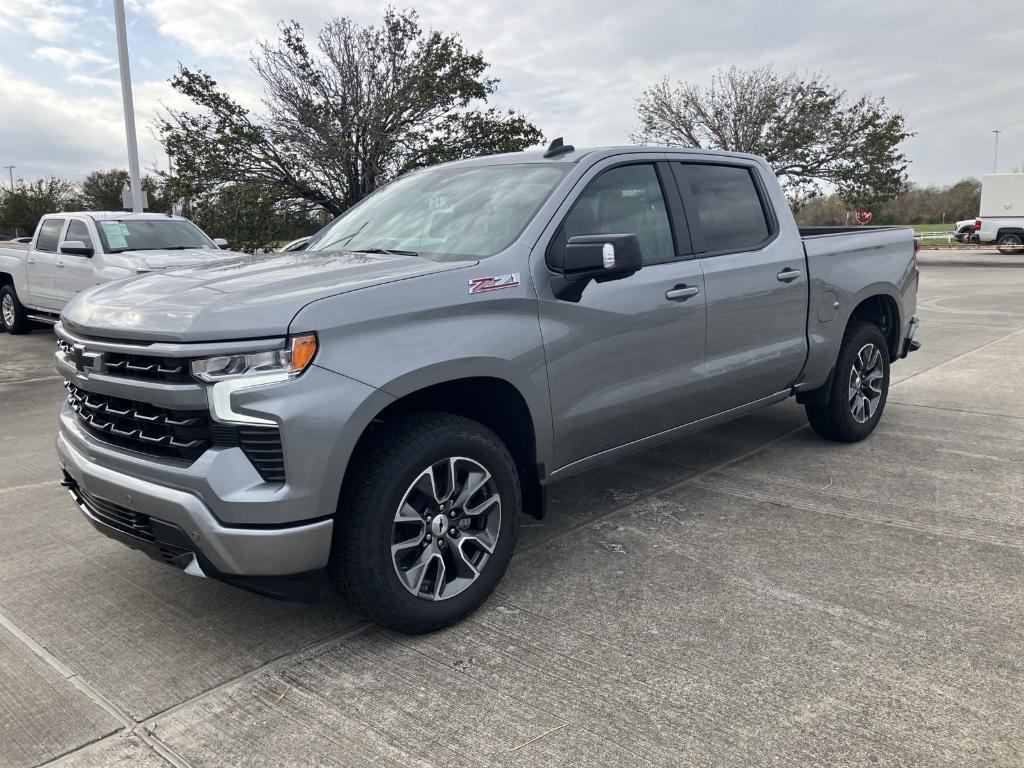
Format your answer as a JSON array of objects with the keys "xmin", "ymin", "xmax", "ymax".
[
  {"xmin": 996, "ymin": 233, "xmax": 1022, "ymax": 255},
  {"xmin": 805, "ymin": 321, "xmax": 891, "ymax": 442},
  {"xmin": 1, "ymin": 284, "xmax": 32, "ymax": 334},
  {"xmin": 329, "ymin": 412, "xmax": 521, "ymax": 633}
]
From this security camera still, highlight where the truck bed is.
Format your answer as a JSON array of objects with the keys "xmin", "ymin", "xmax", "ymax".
[
  {"xmin": 799, "ymin": 226, "xmax": 909, "ymax": 238},
  {"xmin": 798, "ymin": 224, "xmax": 917, "ymax": 392}
]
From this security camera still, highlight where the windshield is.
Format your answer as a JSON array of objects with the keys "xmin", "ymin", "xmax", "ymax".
[
  {"xmin": 307, "ymin": 164, "xmax": 568, "ymax": 258},
  {"xmin": 94, "ymin": 219, "xmax": 217, "ymax": 253}
]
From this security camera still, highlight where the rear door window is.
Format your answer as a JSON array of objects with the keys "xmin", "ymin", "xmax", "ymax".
[
  {"xmin": 35, "ymin": 218, "xmax": 65, "ymax": 252},
  {"xmin": 676, "ymin": 164, "xmax": 771, "ymax": 253}
]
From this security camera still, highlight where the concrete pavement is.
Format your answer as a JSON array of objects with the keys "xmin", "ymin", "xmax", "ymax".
[{"xmin": 1, "ymin": 249, "xmax": 1022, "ymax": 766}]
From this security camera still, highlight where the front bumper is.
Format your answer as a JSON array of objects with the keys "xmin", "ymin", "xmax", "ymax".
[{"xmin": 57, "ymin": 429, "xmax": 333, "ymax": 596}]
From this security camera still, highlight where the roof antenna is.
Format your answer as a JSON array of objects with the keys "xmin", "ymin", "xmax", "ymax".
[{"xmin": 543, "ymin": 137, "xmax": 574, "ymax": 159}]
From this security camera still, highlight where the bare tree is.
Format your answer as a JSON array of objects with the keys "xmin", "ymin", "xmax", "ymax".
[
  {"xmin": 157, "ymin": 9, "xmax": 542, "ymax": 217},
  {"xmin": 632, "ymin": 66, "xmax": 913, "ymax": 204}
]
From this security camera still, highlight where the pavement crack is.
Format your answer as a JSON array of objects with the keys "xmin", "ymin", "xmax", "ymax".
[{"xmin": 510, "ymin": 722, "xmax": 569, "ymax": 752}]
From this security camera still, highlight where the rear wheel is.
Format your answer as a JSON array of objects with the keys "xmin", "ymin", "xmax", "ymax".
[
  {"xmin": 805, "ymin": 321, "xmax": 891, "ymax": 442},
  {"xmin": 329, "ymin": 412, "xmax": 520, "ymax": 633},
  {"xmin": 0, "ymin": 285, "xmax": 32, "ymax": 334},
  {"xmin": 996, "ymin": 233, "xmax": 1023, "ymax": 255}
]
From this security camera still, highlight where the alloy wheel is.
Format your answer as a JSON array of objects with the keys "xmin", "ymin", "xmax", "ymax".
[
  {"xmin": 1, "ymin": 293, "xmax": 15, "ymax": 328},
  {"xmin": 848, "ymin": 343, "xmax": 884, "ymax": 424},
  {"xmin": 391, "ymin": 456, "xmax": 501, "ymax": 601}
]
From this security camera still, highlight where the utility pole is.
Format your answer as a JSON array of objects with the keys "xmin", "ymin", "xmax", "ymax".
[
  {"xmin": 3, "ymin": 165, "xmax": 13, "ymax": 190},
  {"xmin": 113, "ymin": 0, "xmax": 144, "ymax": 212},
  {"xmin": 992, "ymin": 130, "xmax": 1001, "ymax": 174}
]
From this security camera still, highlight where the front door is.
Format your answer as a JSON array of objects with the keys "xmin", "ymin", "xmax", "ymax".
[
  {"xmin": 536, "ymin": 159, "xmax": 708, "ymax": 470},
  {"xmin": 673, "ymin": 161, "xmax": 808, "ymax": 416}
]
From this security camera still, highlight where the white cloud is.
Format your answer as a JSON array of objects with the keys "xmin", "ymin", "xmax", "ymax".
[
  {"xmin": 33, "ymin": 46, "xmax": 116, "ymax": 71},
  {"xmin": 67, "ymin": 73, "xmax": 121, "ymax": 88},
  {"xmin": 0, "ymin": 0, "xmax": 85, "ymax": 42},
  {"xmin": 0, "ymin": 63, "xmax": 185, "ymax": 180},
  {"xmin": 3, "ymin": 0, "xmax": 1024, "ymax": 184}
]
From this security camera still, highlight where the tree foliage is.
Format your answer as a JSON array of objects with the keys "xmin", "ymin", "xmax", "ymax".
[
  {"xmin": 157, "ymin": 8, "xmax": 543, "ymax": 218},
  {"xmin": 795, "ymin": 178, "xmax": 981, "ymax": 226},
  {"xmin": 0, "ymin": 178, "xmax": 81, "ymax": 238},
  {"xmin": 632, "ymin": 66, "xmax": 913, "ymax": 205},
  {"xmin": 185, "ymin": 181, "xmax": 326, "ymax": 253},
  {"xmin": 79, "ymin": 169, "xmax": 169, "ymax": 212}
]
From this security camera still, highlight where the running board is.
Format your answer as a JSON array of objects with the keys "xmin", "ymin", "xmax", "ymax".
[{"xmin": 27, "ymin": 314, "xmax": 59, "ymax": 325}]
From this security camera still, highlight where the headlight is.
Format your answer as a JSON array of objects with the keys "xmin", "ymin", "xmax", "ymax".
[
  {"xmin": 193, "ymin": 335, "xmax": 318, "ymax": 426},
  {"xmin": 191, "ymin": 334, "xmax": 318, "ymax": 382}
]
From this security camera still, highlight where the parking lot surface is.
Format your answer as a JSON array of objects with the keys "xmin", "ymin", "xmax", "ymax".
[{"xmin": 1, "ymin": 248, "xmax": 1022, "ymax": 767}]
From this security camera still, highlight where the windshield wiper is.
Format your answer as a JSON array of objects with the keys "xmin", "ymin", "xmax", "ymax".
[
  {"xmin": 108, "ymin": 245, "xmax": 201, "ymax": 253},
  {"xmin": 351, "ymin": 247, "xmax": 420, "ymax": 257}
]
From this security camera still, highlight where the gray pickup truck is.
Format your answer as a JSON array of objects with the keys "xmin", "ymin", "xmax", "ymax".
[{"xmin": 55, "ymin": 144, "xmax": 920, "ymax": 632}]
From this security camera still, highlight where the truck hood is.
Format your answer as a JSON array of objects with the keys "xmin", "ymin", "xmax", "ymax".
[
  {"xmin": 62, "ymin": 250, "xmax": 475, "ymax": 342},
  {"xmin": 112, "ymin": 247, "xmax": 246, "ymax": 271}
]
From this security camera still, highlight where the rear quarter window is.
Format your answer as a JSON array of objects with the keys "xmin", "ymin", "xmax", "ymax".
[{"xmin": 35, "ymin": 218, "xmax": 65, "ymax": 252}]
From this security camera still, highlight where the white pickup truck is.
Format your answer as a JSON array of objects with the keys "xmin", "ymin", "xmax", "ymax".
[
  {"xmin": 0, "ymin": 211, "xmax": 242, "ymax": 334},
  {"xmin": 975, "ymin": 173, "xmax": 1024, "ymax": 254}
]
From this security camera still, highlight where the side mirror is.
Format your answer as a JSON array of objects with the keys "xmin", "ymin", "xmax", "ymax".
[
  {"xmin": 548, "ymin": 233, "xmax": 642, "ymax": 300},
  {"xmin": 212, "ymin": 238, "xmax": 229, "ymax": 249},
  {"xmin": 59, "ymin": 240, "xmax": 93, "ymax": 257}
]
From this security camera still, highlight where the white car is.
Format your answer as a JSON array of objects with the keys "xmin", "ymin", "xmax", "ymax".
[{"xmin": 0, "ymin": 211, "xmax": 243, "ymax": 333}]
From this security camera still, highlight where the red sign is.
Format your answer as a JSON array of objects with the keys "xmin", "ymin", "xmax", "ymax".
[{"xmin": 855, "ymin": 209, "xmax": 873, "ymax": 225}]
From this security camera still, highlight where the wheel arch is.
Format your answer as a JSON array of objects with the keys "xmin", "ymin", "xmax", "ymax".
[
  {"xmin": 996, "ymin": 227, "xmax": 1024, "ymax": 238},
  {"xmin": 342, "ymin": 371, "xmax": 549, "ymax": 520},
  {"xmin": 847, "ymin": 291, "xmax": 901, "ymax": 360}
]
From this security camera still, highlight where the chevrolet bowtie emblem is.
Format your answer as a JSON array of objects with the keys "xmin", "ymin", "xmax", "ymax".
[{"xmin": 70, "ymin": 343, "xmax": 102, "ymax": 374}]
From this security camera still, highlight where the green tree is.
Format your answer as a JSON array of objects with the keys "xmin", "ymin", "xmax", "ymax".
[
  {"xmin": 184, "ymin": 182, "xmax": 326, "ymax": 253},
  {"xmin": 157, "ymin": 8, "xmax": 543, "ymax": 218},
  {"xmin": 0, "ymin": 177, "xmax": 81, "ymax": 237},
  {"xmin": 632, "ymin": 66, "xmax": 913, "ymax": 205},
  {"xmin": 79, "ymin": 169, "xmax": 170, "ymax": 212}
]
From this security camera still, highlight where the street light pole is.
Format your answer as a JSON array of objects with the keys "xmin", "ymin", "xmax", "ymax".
[
  {"xmin": 3, "ymin": 165, "xmax": 14, "ymax": 191},
  {"xmin": 113, "ymin": 0, "xmax": 144, "ymax": 213},
  {"xmin": 992, "ymin": 130, "xmax": 1001, "ymax": 174}
]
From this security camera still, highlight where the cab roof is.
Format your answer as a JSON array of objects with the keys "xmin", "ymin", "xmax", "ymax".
[
  {"xmin": 430, "ymin": 144, "xmax": 768, "ymax": 170},
  {"xmin": 44, "ymin": 211, "xmax": 187, "ymax": 221}
]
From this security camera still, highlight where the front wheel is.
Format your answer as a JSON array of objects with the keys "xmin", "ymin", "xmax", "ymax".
[
  {"xmin": 997, "ymin": 233, "xmax": 1023, "ymax": 255},
  {"xmin": 1, "ymin": 284, "xmax": 32, "ymax": 334},
  {"xmin": 329, "ymin": 412, "xmax": 520, "ymax": 633},
  {"xmin": 805, "ymin": 321, "xmax": 891, "ymax": 442}
]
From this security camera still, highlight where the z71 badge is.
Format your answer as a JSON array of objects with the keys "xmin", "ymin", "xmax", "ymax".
[{"xmin": 468, "ymin": 273, "xmax": 521, "ymax": 294}]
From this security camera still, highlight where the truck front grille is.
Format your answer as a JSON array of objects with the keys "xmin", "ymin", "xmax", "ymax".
[
  {"xmin": 66, "ymin": 381, "xmax": 210, "ymax": 460},
  {"xmin": 65, "ymin": 382, "xmax": 286, "ymax": 482},
  {"xmin": 57, "ymin": 338, "xmax": 193, "ymax": 383}
]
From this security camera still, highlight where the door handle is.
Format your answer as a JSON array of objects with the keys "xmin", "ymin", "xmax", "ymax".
[
  {"xmin": 777, "ymin": 268, "xmax": 802, "ymax": 283},
  {"xmin": 56, "ymin": 261, "xmax": 65, "ymax": 268},
  {"xmin": 27, "ymin": 257, "xmax": 35, "ymax": 264},
  {"xmin": 666, "ymin": 285, "xmax": 701, "ymax": 301}
]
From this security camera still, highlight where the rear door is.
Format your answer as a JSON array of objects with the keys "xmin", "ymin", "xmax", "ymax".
[
  {"xmin": 54, "ymin": 218, "xmax": 97, "ymax": 305},
  {"xmin": 27, "ymin": 217, "xmax": 65, "ymax": 310},
  {"xmin": 537, "ymin": 157, "xmax": 708, "ymax": 469},
  {"xmin": 673, "ymin": 161, "xmax": 808, "ymax": 416}
]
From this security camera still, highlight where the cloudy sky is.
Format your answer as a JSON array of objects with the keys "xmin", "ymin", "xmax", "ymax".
[{"xmin": 1, "ymin": 0, "xmax": 1021, "ymax": 187}]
